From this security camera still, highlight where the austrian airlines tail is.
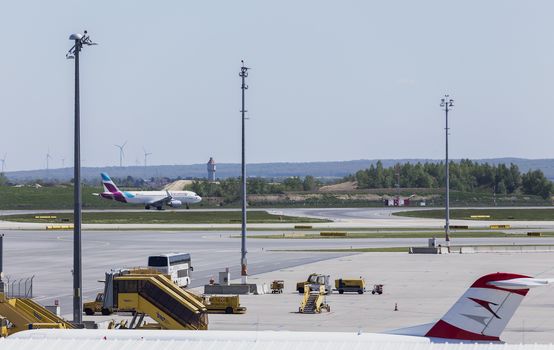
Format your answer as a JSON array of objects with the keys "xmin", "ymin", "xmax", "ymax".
[
  {"xmin": 388, "ymin": 272, "xmax": 553, "ymax": 343},
  {"xmin": 101, "ymin": 172, "xmax": 120, "ymax": 193}
]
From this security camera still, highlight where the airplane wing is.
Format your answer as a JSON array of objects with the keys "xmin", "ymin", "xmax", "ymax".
[{"xmin": 147, "ymin": 196, "xmax": 170, "ymax": 206}]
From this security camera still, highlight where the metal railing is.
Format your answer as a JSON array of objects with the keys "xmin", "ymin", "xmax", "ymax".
[{"xmin": 4, "ymin": 275, "xmax": 34, "ymax": 298}]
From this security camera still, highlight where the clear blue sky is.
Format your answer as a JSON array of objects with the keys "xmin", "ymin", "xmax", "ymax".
[{"xmin": 1, "ymin": 0, "xmax": 553, "ymax": 171}]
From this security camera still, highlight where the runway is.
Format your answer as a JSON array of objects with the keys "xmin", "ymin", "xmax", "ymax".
[
  {"xmin": 1, "ymin": 207, "xmax": 554, "ymax": 230},
  {"xmin": 2, "ymin": 229, "xmax": 349, "ymax": 316}
]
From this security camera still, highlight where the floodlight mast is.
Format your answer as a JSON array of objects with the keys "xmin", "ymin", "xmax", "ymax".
[
  {"xmin": 239, "ymin": 60, "xmax": 250, "ymax": 284},
  {"xmin": 66, "ymin": 30, "xmax": 96, "ymax": 324},
  {"xmin": 440, "ymin": 95, "xmax": 454, "ymax": 247}
]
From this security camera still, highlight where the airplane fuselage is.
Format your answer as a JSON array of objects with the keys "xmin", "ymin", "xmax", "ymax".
[{"xmin": 100, "ymin": 190, "xmax": 201, "ymax": 206}]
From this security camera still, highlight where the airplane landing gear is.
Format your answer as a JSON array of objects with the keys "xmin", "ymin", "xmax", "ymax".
[{"xmin": 145, "ymin": 205, "xmax": 150, "ymax": 210}]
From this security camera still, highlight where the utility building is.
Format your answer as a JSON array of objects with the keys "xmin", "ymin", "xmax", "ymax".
[{"xmin": 207, "ymin": 157, "xmax": 216, "ymax": 182}]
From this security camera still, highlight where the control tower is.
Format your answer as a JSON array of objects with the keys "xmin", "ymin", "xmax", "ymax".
[{"xmin": 207, "ymin": 157, "xmax": 216, "ymax": 182}]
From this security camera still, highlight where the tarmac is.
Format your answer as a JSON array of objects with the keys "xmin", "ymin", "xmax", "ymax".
[
  {"xmin": 1, "ymin": 207, "xmax": 554, "ymax": 343},
  {"xmin": 201, "ymin": 252, "xmax": 554, "ymax": 344}
]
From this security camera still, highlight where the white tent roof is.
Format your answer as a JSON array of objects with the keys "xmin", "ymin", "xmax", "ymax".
[{"xmin": 2, "ymin": 330, "xmax": 553, "ymax": 350}]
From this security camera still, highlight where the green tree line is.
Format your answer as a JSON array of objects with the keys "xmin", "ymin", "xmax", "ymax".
[
  {"xmin": 344, "ymin": 160, "xmax": 553, "ymax": 199},
  {"xmin": 190, "ymin": 176, "xmax": 321, "ymax": 203}
]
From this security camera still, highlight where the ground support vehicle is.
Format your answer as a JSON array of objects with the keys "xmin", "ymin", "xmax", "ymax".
[
  {"xmin": 203, "ymin": 296, "xmax": 246, "ymax": 314},
  {"xmin": 84, "ymin": 293, "xmax": 112, "ymax": 315},
  {"xmin": 372, "ymin": 284, "xmax": 384, "ymax": 295},
  {"xmin": 95, "ymin": 268, "xmax": 208, "ymax": 330},
  {"xmin": 0, "ymin": 292, "xmax": 74, "ymax": 336},
  {"xmin": 298, "ymin": 285, "xmax": 330, "ymax": 314},
  {"xmin": 296, "ymin": 274, "xmax": 332, "ymax": 295},
  {"xmin": 271, "ymin": 280, "xmax": 284, "ymax": 294},
  {"xmin": 334, "ymin": 278, "xmax": 366, "ymax": 294}
]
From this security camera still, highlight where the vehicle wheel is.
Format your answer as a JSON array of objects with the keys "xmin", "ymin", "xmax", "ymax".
[
  {"xmin": 338, "ymin": 289, "xmax": 344, "ymax": 294},
  {"xmin": 225, "ymin": 307, "xmax": 233, "ymax": 314},
  {"xmin": 156, "ymin": 206, "xmax": 163, "ymax": 210},
  {"xmin": 84, "ymin": 308, "xmax": 94, "ymax": 316},
  {"xmin": 358, "ymin": 290, "xmax": 363, "ymax": 294},
  {"xmin": 145, "ymin": 205, "xmax": 150, "ymax": 210},
  {"xmin": 101, "ymin": 308, "xmax": 112, "ymax": 316},
  {"xmin": 297, "ymin": 288, "xmax": 303, "ymax": 294},
  {"xmin": 372, "ymin": 291, "xmax": 376, "ymax": 295},
  {"xmin": 378, "ymin": 292, "xmax": 383, "ymax": 295}
]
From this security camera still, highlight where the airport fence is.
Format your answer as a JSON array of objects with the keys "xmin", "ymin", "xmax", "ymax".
[{"xmin": 4, "ymin": 275, "xmax": 34, "ymax": 298}]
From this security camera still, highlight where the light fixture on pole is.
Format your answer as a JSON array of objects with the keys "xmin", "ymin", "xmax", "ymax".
[
  {"xmin": 66, "ymin": 30, "xmax": 96, "ymax": 324},
  {"xmin": 239, "ymin": 60, "xmax": 250, "ymax": 284},
  {"xmin": 440, "ymin": 95, "xmax": 454, "ymax": 247}
]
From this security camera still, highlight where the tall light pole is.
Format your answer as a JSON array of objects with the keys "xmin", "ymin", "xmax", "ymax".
[
  {"xmin": 66, "ymin": 30, "xmax": 96, "ymax": 324},
  {"xmin": 239, "ymin": 60, "xmax": 250, "ymax": 284},
  {"xmin": 440, "ymin": 95, "xmax": 454, "ymax": 246}
]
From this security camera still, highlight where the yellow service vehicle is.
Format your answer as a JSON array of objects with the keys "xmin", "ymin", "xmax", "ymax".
[
  {"xmin": 334, "ymin": 278, "xmax": 366, "ymax": 294},
  {"xmin": 271, "ymin": 280, "xmax": 284, "ymax": 294},
  {"xmin": 0, "ymin": 292, "xmax": 74, "ymax": 336},
  {"xmin": 296, "ymin": 273, "xmax": 332, "ymax": 294},
  {"xmin": 0, "ymin": 316, "xmax": 8, "ymax": 337},
  {"xmin": 203, "ymin": 295, "xmax": 246, "ymax": 314},
  {"xmin": 84, "ymin": 293, "xmax": 113, "ymax": 315},
  {"xmin": 298, "ymin": 285, "xmax": 330, "ymax": 314}
]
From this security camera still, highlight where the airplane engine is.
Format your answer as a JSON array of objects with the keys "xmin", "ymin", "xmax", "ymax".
[{"xmin": 168, "ymin": 199, "xmax": 183, "ymax": 208}]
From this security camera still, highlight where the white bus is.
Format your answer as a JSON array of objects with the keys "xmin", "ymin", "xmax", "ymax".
[{"xmin": 147, "ymin": 252, "xmax": 193, "ymax": 288}]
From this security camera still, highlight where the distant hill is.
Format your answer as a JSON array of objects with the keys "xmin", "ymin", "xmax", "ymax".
[{"xmin": 4, "ymin": 158, "xmax": 554, "ymax": 182}]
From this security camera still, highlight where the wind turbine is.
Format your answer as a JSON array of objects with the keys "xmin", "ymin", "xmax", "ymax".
[
  {"xmin": 46, "ymin": 151, "xmax": 52, "ymax": 170},
  {"xmin": 114, "ymin": 141, "xmax": 127, "ymax": 167},
  {"xmin": 143, "ymin": 148, "xmax": 152, "ymax": 167},
  {"xmin": 0, "ymin": 153, "xmax": 6, "ymax": 173}
]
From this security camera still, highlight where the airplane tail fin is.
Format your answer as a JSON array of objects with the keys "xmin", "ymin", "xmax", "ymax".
[
  {"xmin": 101, "ymin": 173, "xmax": 120, "ymax": 193},
  {"xmin": 387, "ymin": 272, "xmax": 553, "ymax": 343},
  {"xmin": 425, "ymin": 272, "xmax": 553, "ymax": 342}
]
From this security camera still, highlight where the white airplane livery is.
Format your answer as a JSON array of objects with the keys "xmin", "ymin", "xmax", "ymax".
[
  {"xmin": 96, "ymin": 172, "xmax": 202, "ymax": 210},
  {"xmin": 9, "ymin": 272, "xmax": 553, "ymax": 349}
]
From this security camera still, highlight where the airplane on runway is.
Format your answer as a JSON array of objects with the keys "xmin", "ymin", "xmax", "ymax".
[
  {"xmin": 9, "ymin": 272, "xmax": 553, "ymax": 346},
  {"xmin": 94, "ymin": 172, "xmax": 202, "ymax": 210}
]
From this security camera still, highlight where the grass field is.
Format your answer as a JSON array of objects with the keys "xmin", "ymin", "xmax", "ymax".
[
  {"xmin": 0, "ymin": 186, "xmax": 130, "ymax": 210},
  {"xmin": 248, "ymin": 231, "xmax": 517, "ymax": 239},
  {"xmin": 0, "ymin": 185, "xmax": 551, "ymax": 210},
  {"xmin": 0, "ymin": 210, "xmax": 330, "ymax": 224},
  {"xmin": 394, "ymin": 208, "xmax": 554, "ymax": 221}
]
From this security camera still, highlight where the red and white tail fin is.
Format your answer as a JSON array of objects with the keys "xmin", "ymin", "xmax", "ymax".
[
  {"xmin": 386, "ymin": 272, "xmax": 553, "ymax": 343},
  {"xmin": 425, "ymin": 272, "xmax": 549, "ymax": 342}
]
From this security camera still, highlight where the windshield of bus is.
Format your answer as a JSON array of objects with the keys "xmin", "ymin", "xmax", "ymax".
[{"xmin": 148, "ymin": 256, "xmax": 169, "ymax": 267}]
